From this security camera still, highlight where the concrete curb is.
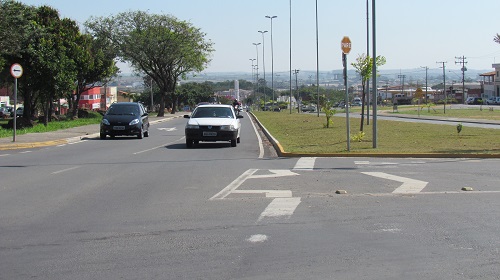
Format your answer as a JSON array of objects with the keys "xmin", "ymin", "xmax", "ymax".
[{"xmin": 250, "ymin": 112, "xmax": 500, "ymax": 159}]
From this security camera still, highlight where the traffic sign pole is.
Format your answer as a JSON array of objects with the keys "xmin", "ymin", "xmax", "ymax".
[
  {"xmin": 341, "ymin": 37, "xmax": 351, "ymax": 151},
  {"xmin": 10, "ymin": 63, "xmax": 23, "ymax": 142}
]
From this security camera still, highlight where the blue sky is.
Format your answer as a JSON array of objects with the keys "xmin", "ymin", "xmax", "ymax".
[{"xmin": 18, "ymin": 0, "xmax": 500, "ymax": 74}]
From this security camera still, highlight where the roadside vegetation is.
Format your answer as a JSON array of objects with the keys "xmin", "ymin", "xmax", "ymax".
[
  {"xmin": 253, "ymin": 110, "xmax": 500, "ymax": 155},
  {"xmin": 389, "ymin": 105, "xmax": 500, "ymax": 121},
  {"xmin": 0, "ymin": 111, "xmax": 101, "ymax": 138}
]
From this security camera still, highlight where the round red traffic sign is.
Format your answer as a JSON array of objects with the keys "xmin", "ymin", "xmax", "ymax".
[
  {"xmin": 341, "ymin": 36, "xmax": 352, "ymax": 54},
  {"xmin": 10, "ymin": 63, "xmax": 23, "ymax": 78}
]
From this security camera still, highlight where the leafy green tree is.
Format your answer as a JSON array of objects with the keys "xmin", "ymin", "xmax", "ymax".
[
  {"xmin": 86, "ymin": 11, "xmax": 214, "ymax": 115},
  {"xmin": 0, "ymin": 0, "xmax": 32, "ymax": 69},
  {"xmin": 177, "ymin": 82, "xmax": 215, "ymax": 107},
  {"xmin": 351, "ymin": 54, "xmax": 386, "ymax": 132}
]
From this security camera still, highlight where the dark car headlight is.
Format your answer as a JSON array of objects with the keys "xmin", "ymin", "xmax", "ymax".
[
  {"xmin": 129, "ymin": 119, "xmax": 140, "ymax": 126},
  {"xmin": 102, "ymin": 119, "xmax": 110, "ymax": 126},
  {"xmin": 186, "ymin": 124, "xmax": 199, "ymax": 129}
]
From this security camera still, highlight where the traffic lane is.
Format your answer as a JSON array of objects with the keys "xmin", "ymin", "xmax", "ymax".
[{"xmin": 238, "ymin": 193, "xmax": 500, "ymax": 279}]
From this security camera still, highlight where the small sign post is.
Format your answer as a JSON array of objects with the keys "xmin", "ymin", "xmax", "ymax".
[
  {"xmin": 341, "ymin": 37, "xmax": 351, "ymax": 151},
  {"xmin": 10, "ymin": 63, "xmax": 23, "ymax": 142}
]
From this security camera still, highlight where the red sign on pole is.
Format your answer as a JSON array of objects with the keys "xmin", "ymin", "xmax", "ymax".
[{"xmin": 341, "ymin": 36, "xmax": 352, "ymax": 54}]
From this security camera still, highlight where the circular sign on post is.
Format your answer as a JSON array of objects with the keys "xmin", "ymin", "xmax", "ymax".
[
  {"xmin": 341, "ymin": 36, "xmax": 352, "ymax": 54},
  {"xmin": 10, "ymin": 63, "xmax": 23, "ymax": 78}
]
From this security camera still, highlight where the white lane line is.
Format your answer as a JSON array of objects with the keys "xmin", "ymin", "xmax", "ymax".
[
  {"xmin": 258, "ymin": 197, "xmax": 301, "ymax": 221},
  {"xmin": 52, "ymin": 166, "xmax": 81, "ymax": 175},
  {"xmin": 293, "ymin": 157, "xmax": 317, "ymax": 170},
  {"xmin": 363, "ymin": 172, "xmax": 428, "ymax": 194},
  {"xmin": 19, "ymin": 151, "xmax": 32, "ymax": 154},
  {"xmin": 133, "ymin": 137, "xmax": 185, "ymax": 155},
  {"xmin": 231, "ymin": 190, "xmax": 293, "ymax": 198},
  {"xmin": 210, "ymin": 169, "xmax": 258, "ymax": 200},
  {"xmin": 355, "ymin": 161, "xmax": 370, "ymax": 165},
  {"xmin": 0, "ymin": 154, "xmax": 10, "ymax": 157},
  {"xmin": 248, "ymin": 112, "xmax": 264, "ymax": 159}
]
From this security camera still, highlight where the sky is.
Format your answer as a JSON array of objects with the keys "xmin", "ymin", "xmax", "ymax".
[{"xmin": 18, "ymin": 0, "xmax": 500, "ymax": 75}]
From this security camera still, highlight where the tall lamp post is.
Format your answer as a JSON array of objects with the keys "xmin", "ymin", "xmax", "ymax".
[
  {"xmin": 253, "ymin": 42, "xmax": 261, "ymax": 110},
  {"xmin": 265, "ymin": 16, "xmax": 277, "ymax": 111},
  {"xmin": 258, "ymin": 30, "xmax": 268, "ymax": 109},
  {"xmin": 249, "ymin": 58, "xmax": 256, "ymax": 105}
]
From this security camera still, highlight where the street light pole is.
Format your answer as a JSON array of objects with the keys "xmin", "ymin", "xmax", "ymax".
[
  {"xmin": 289, "ymin": 0, "xmax": 293, "ymax": 114},
  {"xmin": 266, "ymin": 16, "xmax": 277, "ymax": 111},
  {"xmin": 420, "ymin": 66, "xmax": 429, "ymax": 103},
  {"xmin": 249, "ymin": 58, "xmax": 256, "ymax": 105},
  {"xmin": 315, "ymin": 0, "xmax": 320, "ymax": 117},
  {"xmin": 253, "ymin": 42, "xmax": 261, "ymax": 110},
  {"xmin": 258, "ymin": 30, "xmax": 268, "ymax": 109}
]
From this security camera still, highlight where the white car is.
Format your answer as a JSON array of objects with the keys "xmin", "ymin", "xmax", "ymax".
[{"xmin": 184, "ymin": 104, "xmax": 243, "ymax": 148}]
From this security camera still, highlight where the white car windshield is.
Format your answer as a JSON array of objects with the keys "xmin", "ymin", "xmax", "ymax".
[{"xmin": 193, "ymin": 107, "xmax": 233, "ymax": 118}]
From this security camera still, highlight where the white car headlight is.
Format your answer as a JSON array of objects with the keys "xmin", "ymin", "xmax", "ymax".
[
  {"xmin": 220, "ymin": 124, "xmax": 236, "ymax": 131},
  {"xmin": 129, "ymin": 119, "xmax": 140, "ymax": 126}
]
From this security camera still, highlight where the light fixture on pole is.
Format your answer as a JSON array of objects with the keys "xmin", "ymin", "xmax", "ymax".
[
  {"xmin": 253, "ymin": 43, "xmax": 261, "ymax": 110},
  {"xmin": 258, "ymin": 30, "xmax": 268, "ymax": 108},
  {"xmin": 266, "ymin": 16, "xmax": 277, "ymax": 111}
]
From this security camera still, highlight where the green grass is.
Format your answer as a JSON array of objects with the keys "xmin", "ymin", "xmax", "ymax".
[
  {"xmin": 0, "ymin": 116, "xmax": 101, "ymax": 138},
  {"xmin": 389, "ymin": 105, "xmax": 500, "ymax": 121},
  {"xmin": 253, "ymin": 110, "xmax": 500, "ymax": 155}
]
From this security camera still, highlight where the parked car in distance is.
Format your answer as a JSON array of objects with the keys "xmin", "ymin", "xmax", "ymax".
[
  {"xmin": 466, "ymin": 97, "xmax": 483, "ymax": 105},
  {"xmin": 0, "ymin": 107, "xmax": 12, "ymax": 118},
  {"xmin": 352, "ymin": 97, "xmax": 363, "ymax": 106},
  {"xmin": 100, "ymin": 102, "xmax": 149, "ymax": 139},
  {"xmin": 10, "ymin": 107, "xmax": 23, "ymax": 117},
  {"xmin": 485, "ymin": 97, "xmax": 496, "ymax": 105},
  {"xmin": 184, "ymin": 104, "xmax": 242, "ymax": 148},
  {"xmin": 301, "ymin": 104, "xmax": 317, "ymax": 112}
]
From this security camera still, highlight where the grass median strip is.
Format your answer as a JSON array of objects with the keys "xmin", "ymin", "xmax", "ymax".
[{"xmin": 253, "ymin": 111, "xmax": 500, "ymax": 155}]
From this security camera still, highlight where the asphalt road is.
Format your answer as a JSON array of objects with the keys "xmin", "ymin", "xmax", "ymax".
[{"xmin": 1, "ymin": 112, "xmax": 500, "ymax": 279}]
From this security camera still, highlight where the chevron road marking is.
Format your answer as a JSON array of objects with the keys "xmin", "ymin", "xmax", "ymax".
[{"xmin": 363, "ymin": 172, "xmax": 428, "ymax": 194}]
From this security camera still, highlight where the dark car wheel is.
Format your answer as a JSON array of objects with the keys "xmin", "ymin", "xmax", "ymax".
[
  {"xmin": 100, "ymin": 133, "xmax": 106, "ymax": 140},
  {"xmin": 237, "ymin": 137, "xmax": 240, "ymax": 144},
  {"xmin": 231, "ymin": 139, "xmax": 237, "ymax": 147},
  {"xmin": 137, "ymin": 128, "xmax": 144, "ymax": 139},
  {"xmin": 186, "ymin": 138, "xmax": 193, "ymax": 148},
  {"xmin": 144, "ymin": 130, "xmax": 149, "ymax": 137}
]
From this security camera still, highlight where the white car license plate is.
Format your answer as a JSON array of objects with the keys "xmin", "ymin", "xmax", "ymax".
[
  {"xmin": 113, "ymin": 126, "xmax": 125, "ymax": 130},
  {"xmin": 203, "ymin": 131, "xmax": 217, "ymax": 136}
]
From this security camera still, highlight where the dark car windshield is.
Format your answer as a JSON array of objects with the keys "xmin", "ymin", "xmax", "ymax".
[
  {"xmin": 193, "ymin": 107, "xmax": 233, "ymax": 118},
  {"xmin": 107, "ymin": 105, "xmax": 140, "ymax": 116}
]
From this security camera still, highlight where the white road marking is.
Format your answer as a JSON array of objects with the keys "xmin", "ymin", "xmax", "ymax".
[
  {"xmin": 258, "ymin": 197, "xmax": 301, "ymax": 221},
  {"xmin": 210, "ymin": 169, "xmax": 258, "ymax": 200},
  {"xmin": 293, "ymin": 157, "xmax": 317, "ymax": 170},
  {"xmin": 248, "ymin": 112, "xmax": 264, "ymax": 159},
  {"xmin": 232, "ymin": 190, "xmax": 293, "ymax": 198},
  {"xmin": 363, "ymin": 172, "xmax": 428, "ymax": 194},
  {"xmin": 52, "ymin": 166, "xmax": 81, "ymax": 175},
  {"xmin": 157, "ymin": 127, "xmax": 177, "ymax": 132},
  {"xmin": 355, "ymin": 161, "xmax": 370, "ymax": 165},
  {"xmin": 133, "ymin": 137, "xmax": 185, "ymax": 155},
  {"xmin": 247, "ymin": 234, "xmax": 268, "ymax": 243},
  {"xmin": 20, "ymin": 151, "xmax": 32, "ymax": 154},
  {"xmin": 68, "ymin": 140, "xmax": 87, "ymax": 145},
  {"xmin": 0, "ymin": 154, "xmax": 10, "ymax": 157},
  {"xmin": 248, "ymin": 169, "xmax": 299, "ymax": 179}
]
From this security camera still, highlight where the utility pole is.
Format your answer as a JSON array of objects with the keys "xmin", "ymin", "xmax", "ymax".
[
  {"xmin": 398, "ymin": 74, "xmax": 406, "ymax": 96},
  {"xmin": 293, "ymin": 69, "xmax": 300, "ymax": 113},
  {"xmin": 437, "ymin": 61, "xmax": 447, "ymax": 113},
  {"xmin": 420, "ymin": 66, "xmax": 428, "ymax": 103},
  {"xmin": 455, "ymin": 56, "xmax": 467, "ymax": 104}
]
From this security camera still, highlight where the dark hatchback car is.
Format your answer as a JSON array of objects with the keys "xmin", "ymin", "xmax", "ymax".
[{"xmin": 100, "ymin": 102, "xmax": 149, "ymax": 139}]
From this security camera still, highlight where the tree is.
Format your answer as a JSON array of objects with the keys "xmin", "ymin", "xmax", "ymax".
[
  {"xmin": 495, "ymin": 33, "xmax": 500, "ymax": 44},
  {"xmin": 351, "ymin": 54, "xmax": 386, "ymax": 132},
  {"xmin": 86, "ymin": 11, "xmax": 214, "ymax": 116}
]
